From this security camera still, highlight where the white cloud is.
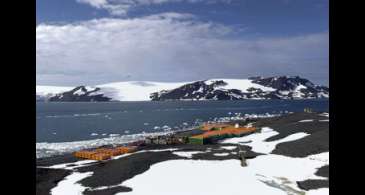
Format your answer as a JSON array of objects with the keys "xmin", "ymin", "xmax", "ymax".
[
  {"xmin": 36, "ymin": 13, "xmax": 328, "ymax": 85},
  {"xmin": 76, "ymin": 0, "xmax": 233, "ymax": 16}
]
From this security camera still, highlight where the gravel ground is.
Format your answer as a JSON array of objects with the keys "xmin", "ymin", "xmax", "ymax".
[{"xmin": 36, "ymin": 168, "xmax": 71, "ymax": 195}]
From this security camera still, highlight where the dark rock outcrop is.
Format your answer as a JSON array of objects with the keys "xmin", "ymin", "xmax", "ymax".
[{"xmin": 48, "ymin": 86, "xmax": 111, "ymax": 102}]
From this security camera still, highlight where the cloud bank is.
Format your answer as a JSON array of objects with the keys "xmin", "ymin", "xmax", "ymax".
[
  {"xmin": 76, "ymin": 0, "xmax": 233, "ymax": 16},
  {"xmin": 36, "ymin": 13, "xmax": 328, "ymax": 85}
]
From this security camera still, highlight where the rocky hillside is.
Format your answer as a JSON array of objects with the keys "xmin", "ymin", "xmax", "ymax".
[{"xmin": 48, "ymin": 86, "xmax": 111, "ymax": 102}]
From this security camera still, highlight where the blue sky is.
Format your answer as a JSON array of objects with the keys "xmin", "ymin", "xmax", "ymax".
[{"xmin": 36, "ymin": 0, "xmax": 329, "ymax": 86}]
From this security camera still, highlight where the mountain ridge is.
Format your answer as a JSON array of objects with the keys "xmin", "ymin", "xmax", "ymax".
[{"xmin": 36, "ymin": 76, "xmax": 329, "ymax": 102}]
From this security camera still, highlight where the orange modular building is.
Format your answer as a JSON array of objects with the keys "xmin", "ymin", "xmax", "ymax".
[
  {"xmin": 74, "ymin": 151, "xmax": 99, "ymax": 159},
  {"xmin": 90, "ymin": 153, "xmax": 112, "ymax": 161},
  {"xmin": 116, "ymin": 146, "xmax": 137, "ymax": 153},
  {"xmin": 94, "ymin": 148, "xmax": 122, "ymax": 156},
  {"xmin": 189, "ymin": 126, "xmax": 256, "ymax": 144},
  {"xmin": 200, "ymin": 123, "xmax": 230, "ymax": 131},
  {"xmin": 74, "ymin": 146, "xmax": 137, "ymax": 161}
]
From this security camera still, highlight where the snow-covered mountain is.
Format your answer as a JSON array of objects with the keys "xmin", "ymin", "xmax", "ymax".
[
  {"xmin": 36, "ymin": 81, "xmax": 186, "ymax": 102},
  {"xmin": 47, "ymin": 86, "xmax": 112, "ymax": 102},
  {"xmin": 151, "ymin": 76, "xmax": 329, "ymax": 101},
  {"xmin": 36, "ymin": 76, "xmax": 329, "ymax": 102}
]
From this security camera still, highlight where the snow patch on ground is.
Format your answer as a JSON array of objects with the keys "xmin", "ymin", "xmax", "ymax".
[
  {"xmin": 51, "ymin": 172, "xmax": 93, "ymax": 195},
  {"xmin": 319, "ymin": 113, "xmax": 329, "ymax": 117},
  {"xmin": 298, "ymin": 119, "xmax": 314, "ymax": 122},
  {"xmin": 221, "ymin": 127, "xmax": 309, "ymax": 154},
  {"xmin": 117, "ymin": 151, "xmax": 328, "ymax": 195},
  {"xmin": 220, "ymin": 146, "xmax": 237, "ymax": 150},
  {"xmin": 173, "ymin": 151, "xmax": 204, "ymax": 158},
  {"xmin": 306, "ymin": 188, "xmax": 329, "ymax": 195},
  {"xmin": 47, "ymin": 160, "xmax": 97, "ymax": 170},
  {"xmin": 213, "ymin": 153, "xmax": 230, "ymax": 156}
]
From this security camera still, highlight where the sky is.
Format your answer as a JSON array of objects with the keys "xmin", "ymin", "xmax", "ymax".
[{"xmin": 36, "ymin": 0, "xmax": 329, "ymax": 86}]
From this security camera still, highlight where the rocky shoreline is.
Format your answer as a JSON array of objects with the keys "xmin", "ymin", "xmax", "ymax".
[{"xmin": 36, "ymin": 112, "xmax": 329, "ymax": 195}]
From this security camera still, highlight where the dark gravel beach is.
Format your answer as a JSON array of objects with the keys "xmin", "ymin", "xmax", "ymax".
[
  {"xmin": 36, "ymin": 112, "xmax": 329, "ymax": 195},
  {"xmin": 36, "ymin": 168, "xmax": 71, "ymax": 195}
]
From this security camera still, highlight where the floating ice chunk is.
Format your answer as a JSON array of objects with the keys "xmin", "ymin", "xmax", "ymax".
[
  {"xmin": 109, "ymin": 134, "xmax": 120, "ymax": 137},
  {"xmin": 91, "ymin": 133, "xmax": 98, "ymax": 136}
]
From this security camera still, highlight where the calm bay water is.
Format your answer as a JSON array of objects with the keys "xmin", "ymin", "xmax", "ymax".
[{"xmin": 36, "ymin": 100, "xmax": 328, "ymax": 143}]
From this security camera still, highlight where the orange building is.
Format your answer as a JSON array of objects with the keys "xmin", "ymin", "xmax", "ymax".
[
  {"xmin": 189, "ymin": 126, "xmax": 256, "ymax": 144},
  {"xmin": 73, "ymin": 146, "xmax": 137, "ymax": 161}
]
